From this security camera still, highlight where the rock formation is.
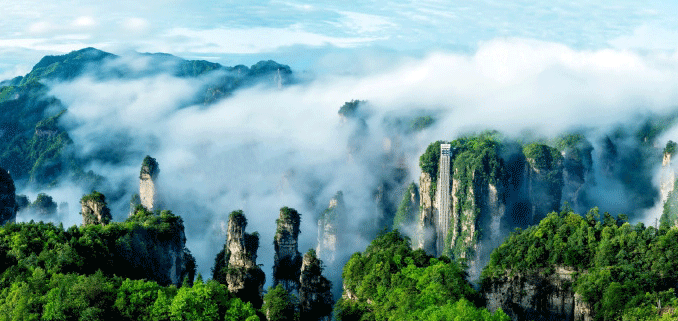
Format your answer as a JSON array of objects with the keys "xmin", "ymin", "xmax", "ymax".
[
  {"xmin": 417, "ymin": 172, "xmax": 436, "ymax": 254},
  {"xmin": 523, "ymin": 144, "xmax": 564, "ymax": 224},
  {"xmin": 124, "ymin": 206, "xmax": 195, "ymax": 287},
  {"xmin": 0, "ymin": 168, "xmax": 17, "ymax": 225},
  {"xmin": 273, "ymin": 207, "xmax": 303, "ymax": 297},
  {"xmin": 484, "ymin": 267, "xmax": 592, "ymax": 321},
  {"xmin": 139, "ymin": 155, "xmax": 159, "ymax": 211},
  {"xmin": 560, "ymin": 140, "xmax": 594, "ymax": 213},
  {"xmin": 213, "ymin": 210, "xmax": 265, "ymax": 307},
  {"xmin": 80, "ymin": 191, "xmax": 111, "ymax": 225},
  {"xmin": 660, "ymin": 143, "xmax": 676, "ymax": 205},
  {"xmin": 416, "ymin": 139, "xmax": 565, "ymax": 279},
  {"xmin": 316, "ymin": 192, "xmax": 344, "ymax": 266},
  {"xmin": 299, "ymin": 250, "xmax": 334, "ymax": 321}
]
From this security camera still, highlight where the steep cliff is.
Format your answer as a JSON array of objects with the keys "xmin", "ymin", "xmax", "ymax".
[
  {"xmin": 299, "ymin": 249, "xmax": 333, "ymax": 321},
  {"xmin": 213, "ymin": 210, "xmax": 265, "ymax": 307},
  {"xmin": 0, "ymin": 168, "xmax": 17, "ymax": 225},
  {"xmin": 484, "ymin": 267, "xmax": 592, "ymax": 321},
  {"xmin": 121, "ymin": 206, "xmax": 195, "ymax": 286},
  {"xmin": 139, "ymin": 155, "xmax": 159, "ymax": 211},
  {"xmin": 80, "ymin": 191, "xmax": 112, "ymax": 225},
  {"xmin": 273, "ymin": 206, "xmax": 303, "ymax": 297},
  {"xmin": 316, "ymin": 191, "xmax": 344, "ymax": 266},
  {"xmin": 393, "ymin": 182, "xmax": 420, "ymax": 230},
  {"xmin": 558, "ymin": 135, "xmax": 594, "ymax": 213},
  {"xmin": 417, "ymin": 172, "xmax": 436, "ymax": 253},
  {"xmin": 660, "ymin": 141, "xmax": 677, "ymax": 206},
  {"xmin": 523, "ymin": 143, "xmax": 564, "ymax": 224}
]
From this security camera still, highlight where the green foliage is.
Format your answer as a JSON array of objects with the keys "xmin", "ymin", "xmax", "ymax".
[
  {"xmin": 483, "ymin": 207, "xmax": 678, "ymax": 320},
  {"xmin": 262, "ymin": 284, "xmax": 295, "ymax": 321},
  {"xmin": 140, "ymin": 155, "xmax": 159, "ymax": 178},
  {"xmin": 409, "ymin": 115, "xmax": 435, "ymax": 132},
  {"xmin": 336, "ymin": 230, "xmax": 506, "ymax": 320},
  {"xmin": 30, "ymin": 193, "xmax": 57, "ymax": 216},
  {"xmin": 393, "ymin": 182, "xmax": 418, "ymax": 229},
  {"xmin": 660, "ymin": 178, "xmax": 678, "ymax": 228},
  {"xmin": 338, "ymin": 100, "xmax": 363, "ymax": 118},
  {"xmin": 523, "ymin": 142, "xmax": 563, "ymax": 170},
  {"xmin": 664, "ymin": 140, "xmax": 677, "ymax": 156},
  {"xmin": 0, "ymin": 217, "xmax": 255, "ymax": 320},
  {"xmin": 419, "ymin": 141, "xmax": 444, "ymax": 184}
]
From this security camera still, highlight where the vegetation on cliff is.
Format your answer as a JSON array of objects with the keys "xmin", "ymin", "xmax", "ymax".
[
  {"xmin": 336, "ymin": 230, "xmax": 509, "ymax": 320},
  {"xmin": 482, "ymin": 207, "xmax": 678, "ymax": 320},
  {"xmin": 392, "ymin": 182, "xmax": 418, "ymax": 229}
]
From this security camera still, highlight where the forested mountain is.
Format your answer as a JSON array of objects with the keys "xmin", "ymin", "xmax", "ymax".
[{"xmin": 2, "ymin": 48, "xmax": 678, "ymax": 320}]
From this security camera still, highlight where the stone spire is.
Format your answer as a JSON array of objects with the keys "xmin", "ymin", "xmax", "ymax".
[
  {"xmin": 80, "ymin": 191, "xmax": 112, "ymax": 226},
  {"xmin": 273, "ymin": 207, "xmax": 302, "ymax": 297},
  {"xmin": 316, "ymin": 191, "xmax": 344, "ymax": 266},
  {"xmin": 0, "ymin": 168, "xmax": 17, "ymax": 225},
  {"xmin": 299, "ymin": 249, "xmax": 334, "ymax": 321},
  {"xmin": 139, "ymin": 155, "xmax": 159, "ymax": 211},
  {"xmin": 221, "ymin": 210, "xmax": 265, "ymax": 307}
]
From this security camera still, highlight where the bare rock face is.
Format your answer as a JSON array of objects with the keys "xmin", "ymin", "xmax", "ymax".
[
  {"xmin": 80, "ymin": 191, "xmax": 111, "ymax": 225},
  {"xmin": 661, "ymin": 152, "xmax": 676, "ymax": 204},
  {"xmin": 220, "ymin": 210, "xmax": 265, "ymax": 307},
  {"xmin": 139, "ymin": 155, "xmax": 159, "ymax": 211},
  {"xmin": 299, "ymin": 250, "xmax": 334, "ymax": 321},
  {"xmin": 0, "ymin": 168, "xmax": 17, "ymax": 225},
  {"xmin": 317, "ymin": 192, "xmax": 344, "ymax": 266},
  {"xmin": 484, "ymin": 267, "xmax": 593, "ymax": 321},
  {"xmin": 273, "ymin": 207, "xmax": 303, "ymax": 297},
  {"xmin": 417, "ymin": 172, "xmax": 436, "ymax": 254}
]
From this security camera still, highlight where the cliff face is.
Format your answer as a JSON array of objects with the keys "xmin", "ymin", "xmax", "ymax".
[
  {"xmin": 80, "ymin": 191, "xmax": 111, "ymax": 225},
  {"xmin": 484, "ymin": 267, "xmax": 592, "ymax": 321},
  {"xmin": 417, "ymin": 172, "xmax": 436, "ymax": 254},
  {"xmin": 0, "ymin": 168, "xmax": 17, "ymax": 225},
  {"xmin": 524, "ymin": 145, "xmax": 564, "ymax": 224},
  {"xmin": 299, "ymin": 250, "xmax": 334, "ymax": 321},
  {"xmin": 416, "ymin": 140, "xmax": 566, "ymax": 270},
  {"xmin": 119, "ymin": 207, "xmax": 196, "ymax": 287},
  {"xmin": 214, "ymin": 210, "xmax": 265, "ymax": 307},
  {"xmin": 273, "ymin": 207, "xmax": 302, "ymax": 296},
  {"xmin": 561, "ymin": 142, "xmax": 593, "ymax": 212},
  {"xmin": 317, "ymin": 192, "xmax": 344, "ymax": 266},
  {"xmin": 660, "ymin": 152, "xmax": 675, "ymax": 204},
  {"xmin": 139, "ymin": 155, "xmax": 159, "ymax": 211}
]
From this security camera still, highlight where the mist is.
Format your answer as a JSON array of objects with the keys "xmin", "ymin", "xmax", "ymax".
[{"xmin": 13, "ymin": 38, "xmax": 678, "ymax": 288}]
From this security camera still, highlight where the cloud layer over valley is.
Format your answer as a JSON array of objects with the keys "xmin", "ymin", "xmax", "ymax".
[{"xmin": 10, "ymin": 38, "xmax": 678, "ymax": 288}]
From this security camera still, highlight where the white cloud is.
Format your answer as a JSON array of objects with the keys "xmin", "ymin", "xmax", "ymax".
[
  {"xmin": 338, "ymin": 11, "xmax": 397, "ymax": 34},
  {"xmin": 43, "ymin": 39, "xmax": 678, "ymax": 278},
  {"xmin": 156, "ymin": 26, "xmax": 378, "ymax": 55},
  {"xmin": 122, "ymin": 17, "xmax": 150, "ymax": 33},
  {"xmin": 609, "ymin": 24, "xmax": 678, "ymax": 51},
  {"xmin": 72, "ymin": 16, "xmax": 96, "ymax": 28}
]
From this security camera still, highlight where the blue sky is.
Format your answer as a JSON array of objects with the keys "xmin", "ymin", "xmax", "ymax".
[{"xmin": 2, "ymin": 0, "xmax": 678, "ymax": 77}]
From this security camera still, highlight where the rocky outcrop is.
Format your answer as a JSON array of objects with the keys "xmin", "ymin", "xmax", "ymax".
[
  {"xmin": 524, "ymin": 144, "xmax": 564, "ymax": 224},
  {"xmin": 660, "ymin": 152, "xmax": 675, "ymax": 204},
  {"xmin": 123, "ymin": 207, "xmax": 195, "ymax": 287},
  {"xmin": 273, "ymin": 207, "xmax": 303, "ymax": 297},
  {"xmin": 213, "ymin": 210, "xmax": 265, "ymax": 307},
  {"xmin": 0, "ymin": 168, "xmax": 17, "ymax": 225},
  {"xmin": 299, "ymin": 250, "xmax": 334, "ymax": 321},
  {"xmin": 80, "ymin": 191, "xmax": 111, "ymax": 225},
  {"xmin": 417, "ymin": 172, "xmax": 436, "ymax": 254},
  {"xmin": 139, "ymin": 155, "xmax": 159, "ymax": 211},
  {"xmin": 317, "ymin": 192, "xmax": 344, "ymax": 266},
  {"xmin": 561, "ymin": 142, "xmax": 593, "ymax": 212},
  {"xmin": 484, "ymin": 267, "xmax": 593, "ymax": 321}
]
